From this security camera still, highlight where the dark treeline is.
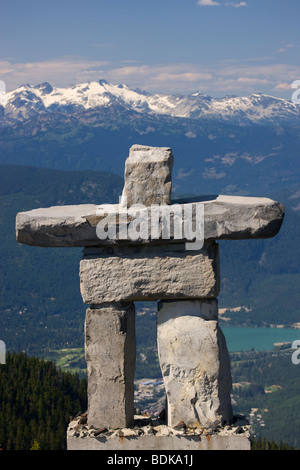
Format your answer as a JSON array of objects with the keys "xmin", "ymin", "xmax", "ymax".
[
  {"xmin": 251, "ymin": 437, "xmax": 295, "ymax": 450},
  {"xmin": 0, "ymin": 352, "xmax": 87, "ymax": 450}
]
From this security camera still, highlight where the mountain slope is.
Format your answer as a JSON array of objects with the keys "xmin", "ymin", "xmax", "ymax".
[
  {"xmin": 1, "ymin": 114, "xmax": 299, "ymax": 199},
  {"xmin": 0, "ymin": 165, "xmax": 123, "ymax": 355}
]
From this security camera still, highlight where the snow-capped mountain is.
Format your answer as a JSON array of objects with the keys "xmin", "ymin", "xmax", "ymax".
[
  {"xmin": 2, "ymin": 79, "xmax": 300, "ymax": 126},
  {"xmin": 1, "ymin": 78, "xmax": 300, "ymax": 201}
]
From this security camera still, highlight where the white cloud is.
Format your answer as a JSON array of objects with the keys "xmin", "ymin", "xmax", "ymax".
[
  {"xmin": 197, "ymin": 0, "xmax": 220, "ymax": 6},
  {"xmin": 152, "ymin": 71, "xmax": 213, "ymax": 82},
  {"xmin": 237, "ymin": 77, "xmax": 270, "ymax": 85},
  {"xmin": 225, "ymin": 1, "xmax": 247, "ymax": 7},
  {"xmin": 105, "ymin": 61, "xmax": 300, "ymax": 98},
  {"xmin": 275, "ymin": 82, "xmax": 294, "ymax": 91},
  {"xmin": 2, "ymin": 56, "xmax": 300, "ymax": 99},
  {"xmin": 277, "ymin": 44, "xmax": 295, "ymax": 54},
  {"xmin": 1, "ymin": 57, "xmax": 111, "ymax": 91},
  {"xmin": 198, "ymin": 0, "xmax": 247, "ymax": 6}
]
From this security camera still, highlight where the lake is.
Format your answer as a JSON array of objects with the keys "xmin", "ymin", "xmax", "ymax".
[{"xmin": 221, "ymin": 326, "xmax": 300, "ymax": 352}]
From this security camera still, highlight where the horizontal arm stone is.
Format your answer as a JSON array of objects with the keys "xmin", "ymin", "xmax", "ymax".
[
  {"xmin": 15, "ymin": 195, "xmax": 284, "ymax": 247},
  {"xmin": 203, "ymin": 195, "xmax": 285, "ymax": 240}
]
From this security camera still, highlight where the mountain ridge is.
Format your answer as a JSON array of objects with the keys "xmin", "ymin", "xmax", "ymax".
[{"xmin": 2, "ymin": 79, "xmax": 300, "ymax": 126}]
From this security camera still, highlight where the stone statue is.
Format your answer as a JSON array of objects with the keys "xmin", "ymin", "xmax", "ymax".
[{"xmin": 16, "ymin": 145, "xmax": 284, "ymax": 450}]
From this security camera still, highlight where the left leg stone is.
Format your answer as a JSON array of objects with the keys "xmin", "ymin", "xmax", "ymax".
[{"xmin": 85, "ymin": 302, "xmax": 136, "ymax": 429}]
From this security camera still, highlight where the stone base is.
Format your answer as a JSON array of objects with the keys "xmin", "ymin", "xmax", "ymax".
[{"xmin": 67, "ymin": 415, "xmax": 251, "ymax": 451}]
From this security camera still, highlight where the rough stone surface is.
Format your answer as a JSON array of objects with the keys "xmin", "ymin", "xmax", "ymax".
[
  {"xmin": 85, "ymin": 303, "xmax": 136, "ymax": 429},
  {"xmin": 120, "ymin": 144, "xmax": 173, "ymax": 207},
  {"xmin": 79, "ymin": 242, "xmax": 219, "ymax": 303},
  {"xmin": 67, "ymin": 415, "xmax": 251, "ymax": 450},
  {"xmin": 15, "ymin": 195, "xmax": 285, "ymax": 247},
  {"xmin": 157, "ymin": 300, "xmax": 233, "ymax": 429}
]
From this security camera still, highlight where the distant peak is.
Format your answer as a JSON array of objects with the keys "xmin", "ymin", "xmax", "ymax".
[
  {"xmin": 98, "ymin": 79, "xmax": 109, "ymax": 86},
  {"xmin": 34, "ymin": 82, "xmax": 53, "ymax": 95}
]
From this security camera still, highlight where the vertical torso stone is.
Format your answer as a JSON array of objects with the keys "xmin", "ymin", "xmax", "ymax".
[{"xmin": 85, "ymin": 302, "xmax": 136, "ymax": 429}]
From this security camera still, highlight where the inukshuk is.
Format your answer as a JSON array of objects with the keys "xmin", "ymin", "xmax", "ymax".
[{"xmin": 16, "ymin": 145, "xmax": 285, "ymax": 448}]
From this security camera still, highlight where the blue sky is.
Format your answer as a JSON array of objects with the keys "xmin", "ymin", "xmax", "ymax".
[{"xmin": 1, "ymin": 0, "xmax": 299, "ymax": 98}]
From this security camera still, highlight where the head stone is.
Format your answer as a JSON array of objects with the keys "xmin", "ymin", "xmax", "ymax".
[{"xmin": 120, "ymin": 144, "xmax": 173, "ymax": 207}]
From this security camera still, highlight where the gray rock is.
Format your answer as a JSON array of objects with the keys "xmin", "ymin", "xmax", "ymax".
[
  {"xmin": 157, "ymin": 300, "xmax": 233, "ymax": 428},
  {"xmin": 67, "ymin": 427, "xmax": 251, "ymax": 450},
  {"xmin": 79, "ymin": 242, "xmax": 219, "ymax": 303},
  {"xmin": 120, "ymin": 144, "xmax": 173, "ymax": 207},
  {"xmin": 15, "ymin": 203, "xmax": 103, "ymax": 247},
  {"xmin": 15, "ymin": 196, "xmax": 284, "ymax": 247},
  {"xmin": 85, "ymin": 302, "xmax": 136, "ymax": 429}
]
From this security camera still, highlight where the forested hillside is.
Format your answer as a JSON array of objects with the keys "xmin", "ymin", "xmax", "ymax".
[{"xmin": 0, "ymin": 352, "xmax": 87, "ymax": 450}]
